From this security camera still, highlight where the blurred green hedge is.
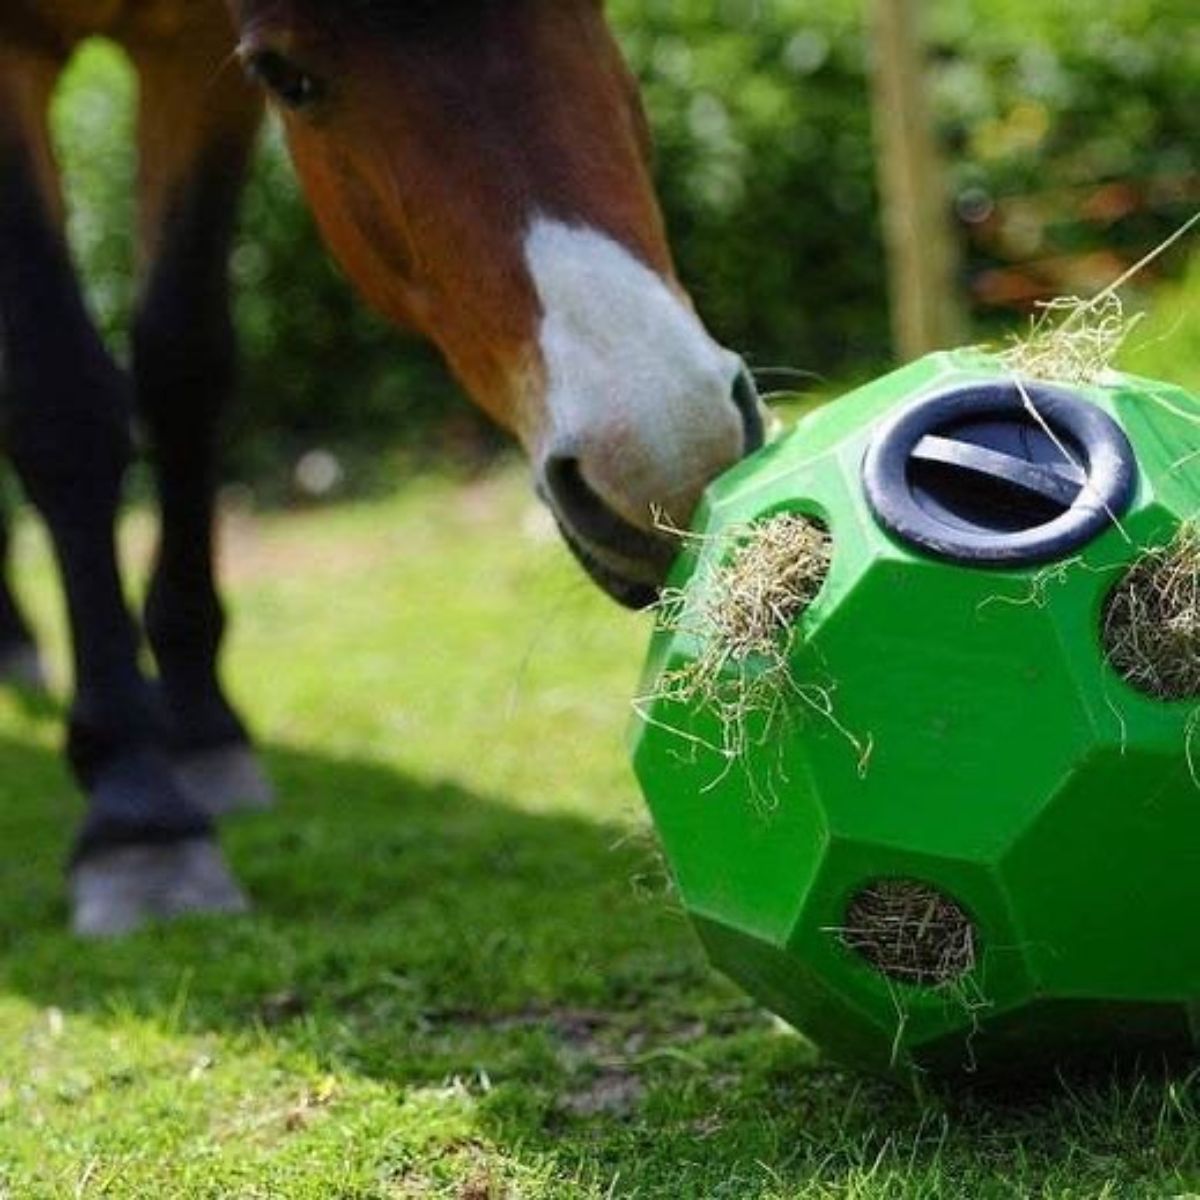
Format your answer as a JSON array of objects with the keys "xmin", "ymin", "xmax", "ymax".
[{"xmin": 51, "ymin": 1, "xmax": 1197, "ymax": 459}]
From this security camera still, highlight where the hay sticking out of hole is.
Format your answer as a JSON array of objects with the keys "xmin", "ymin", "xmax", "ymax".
[
  {"xmin": 644, "ymin": 513, "xmax": 864, "ymax": 782},
  {"xmin": 840, "ymin": 881, "xmax": 977, "ymax": 988},
  {"xmin": 999, "ymin": 292, "xmax": 1138, "ymax": 386},
  {"xmin": 1103, "ymin": 520, "xmax": 1200, "ymax": 701},
  {"xmin": 684, "ymin": 512, "xmax": 832, "ymax": 663}
]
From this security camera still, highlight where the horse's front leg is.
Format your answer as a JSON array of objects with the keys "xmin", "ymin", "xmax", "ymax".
[
  {"xmin": 0, "ymin": 492, "xmax": 48, "ymax": 689},
  {"xmin": 0, "ymin": 46, "xmax": 246, "ymax": 936},
  {"xmin": 128, "ymin": 26, "xmax": 271, "ymax": 816}
]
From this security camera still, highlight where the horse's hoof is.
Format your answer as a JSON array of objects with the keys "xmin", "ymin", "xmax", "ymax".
[
  {"xmin": 0, "ymin": 641, "xmax": 49, "ymax": 693},
  {"xmin": 172, "ymin": 744, "xmax": 275, "ymax": 818},
  {"xmin": 70, "ymin": 837, "xmax": 250, "ymax": 938}
]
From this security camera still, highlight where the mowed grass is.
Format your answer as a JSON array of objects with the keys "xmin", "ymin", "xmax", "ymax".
[{"xmin": 0, "ymin": 464, "xmax": 1196, "ymax": 1199}]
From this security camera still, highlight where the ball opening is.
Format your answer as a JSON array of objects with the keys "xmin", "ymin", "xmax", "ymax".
[
  {"xmin": 841, "ymin": 880, "xmax": 978, "ymax": 988},
  {"xmin": 1102, "ymin": 522, "xmax": 1200, "ymax": 702}
]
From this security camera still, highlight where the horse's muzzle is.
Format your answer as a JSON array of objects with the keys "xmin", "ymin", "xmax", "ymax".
[{"xmin": 538, "ymin": 366, "xmax": 766, "ymax": 609}]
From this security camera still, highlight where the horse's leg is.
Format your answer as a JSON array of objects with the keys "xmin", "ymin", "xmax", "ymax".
[
  {"xmin": 128, "ymin": 24, "xmax": 271, "ymax": 816},
  {"xmin": 0, "ymin": 488, "xmax": 48, "ymax": 690},
  {"xmin": 0, "ymin": 69, "xmax": 48, "ymax": 695},
  {"xmin": 0, "ymin": 45, "xmax": 246, "ymax": 935}
]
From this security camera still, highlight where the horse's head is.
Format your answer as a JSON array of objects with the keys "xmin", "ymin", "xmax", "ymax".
[{"xmin": 228, "ymin": 0, "xmax": 763, "ymax": 605}]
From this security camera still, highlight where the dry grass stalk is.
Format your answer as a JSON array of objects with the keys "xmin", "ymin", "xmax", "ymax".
[
  {"xmin": 999, "ymin": 292, "xmax": 1136, "ymax": 386},
  {"xmin": 1000, "ymin": 210, "xmax": 1198, "ymax": 387},
  {"xmin": 1103, "ymin": 520, "xmax": 1200, "ymax": 702},
  {"xmin": 643, "ymin": 513, "xmax": 862, "ymax": 786},
  {"xmin": 839, "ymin": 880, "xmax": 977, "ymax": 988}
]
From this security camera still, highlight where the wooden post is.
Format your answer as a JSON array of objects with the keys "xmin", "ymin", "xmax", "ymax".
[{"xmin": 868, "ymin": 0, "xmax": 965, "ymax": 360}]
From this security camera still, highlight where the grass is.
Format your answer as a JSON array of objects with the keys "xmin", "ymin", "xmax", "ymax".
[{"xmin": 0, "ymin": 465, "xmax": 1197, "ymax": 1198}]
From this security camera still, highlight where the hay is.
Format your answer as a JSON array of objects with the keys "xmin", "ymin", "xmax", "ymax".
[
  {"xmin": 676, "ymin": 512, "xmax": 832, "ymax": 664},
  {"xmin": 1103, "ymin": 521, "xmax": 1200, "ymax": 701},
  {"xmin": 644, "ymin": 513, "xmax": 856, "ymax": 781},
  {"xmin": 840, "ymin": 880, "xmax": 977, "ymax": 988},
  {"xmin": 999, "ymin": 210, "xmax": 1199, "ymax": 386},
  {"xmin": 999, "ymin": 292, "xmax": 1136, "ymax": 386}
]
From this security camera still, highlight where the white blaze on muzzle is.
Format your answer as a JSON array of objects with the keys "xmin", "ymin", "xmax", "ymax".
[{"xmin": 523, "ymin": 217, "xmax": 747, "ymax": 532}]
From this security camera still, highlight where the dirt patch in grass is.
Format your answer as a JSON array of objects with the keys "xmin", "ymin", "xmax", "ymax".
[
  {"xmin": 432, "ymin": 1006, "xmax": 615, "ymax": 1051},
  {"xmin": 557, "ymin": 1070, "xmax": 646, "ymax": 1119}
]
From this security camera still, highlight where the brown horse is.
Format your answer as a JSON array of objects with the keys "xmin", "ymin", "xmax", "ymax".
[{"xmin": 0, "ymin": 0, "xmax": 763, "ymax": 935}]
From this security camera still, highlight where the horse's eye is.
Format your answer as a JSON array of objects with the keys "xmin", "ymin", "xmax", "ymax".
[{"xmin": 244, "ymin": 50, "xmax": 324, "ymax": 110}]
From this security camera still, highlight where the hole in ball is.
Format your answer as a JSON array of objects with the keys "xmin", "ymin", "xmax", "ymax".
[
  {"xmin": 1102, "ymin": 524, "xmax": 1200, "ymax": 702},
  {"xmin": 707, "ymin": 511, "xmax": 833, "ymax": 660},
  {"xmin": 841, "ymin": 880, "xmax": 977, "ymax": 987}
]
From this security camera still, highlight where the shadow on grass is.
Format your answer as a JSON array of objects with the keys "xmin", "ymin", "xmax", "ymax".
[{"xmin": 0, "ymin": 730, "xmax": 1196, "ymax": 1195}]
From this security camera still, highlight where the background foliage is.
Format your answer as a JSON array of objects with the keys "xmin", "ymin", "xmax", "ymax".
[{"xmin": 51, "ymin": 0, "xmax": 1198, "ymax": 461}]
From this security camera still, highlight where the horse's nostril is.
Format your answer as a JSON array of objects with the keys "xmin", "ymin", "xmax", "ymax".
[
  {"xmin": 542, "ymin": 456, "xmax": 674, "ymax": 568},
  {"xmin": 733, "ymin": 367, "xmax": 765, "ymax": 454}
]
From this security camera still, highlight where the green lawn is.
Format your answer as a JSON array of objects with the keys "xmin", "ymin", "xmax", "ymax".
[{"xmin": 0, "ymin": 466, "xmax": 1196, "ymax": 1198}]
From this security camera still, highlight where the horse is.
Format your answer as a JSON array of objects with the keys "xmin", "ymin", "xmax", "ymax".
[{"xmin": 0, "ymin": 0, "xmax": 764, "ymax": 936}]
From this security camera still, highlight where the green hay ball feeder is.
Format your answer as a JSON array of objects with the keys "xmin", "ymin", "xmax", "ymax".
[{"xmin": 631, "ymin": 350, "xmax": 1200, "ymax": 1081}]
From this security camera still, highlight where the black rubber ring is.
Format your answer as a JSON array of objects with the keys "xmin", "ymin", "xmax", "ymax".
[{"xmin": 862, "ymin": 381, "xmax": 1137, "ymax": 567}]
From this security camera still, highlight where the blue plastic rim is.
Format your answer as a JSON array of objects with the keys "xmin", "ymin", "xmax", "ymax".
[{"xmin": 862, "ymin": 381, "xmax": 1138, "ymax": 567}]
